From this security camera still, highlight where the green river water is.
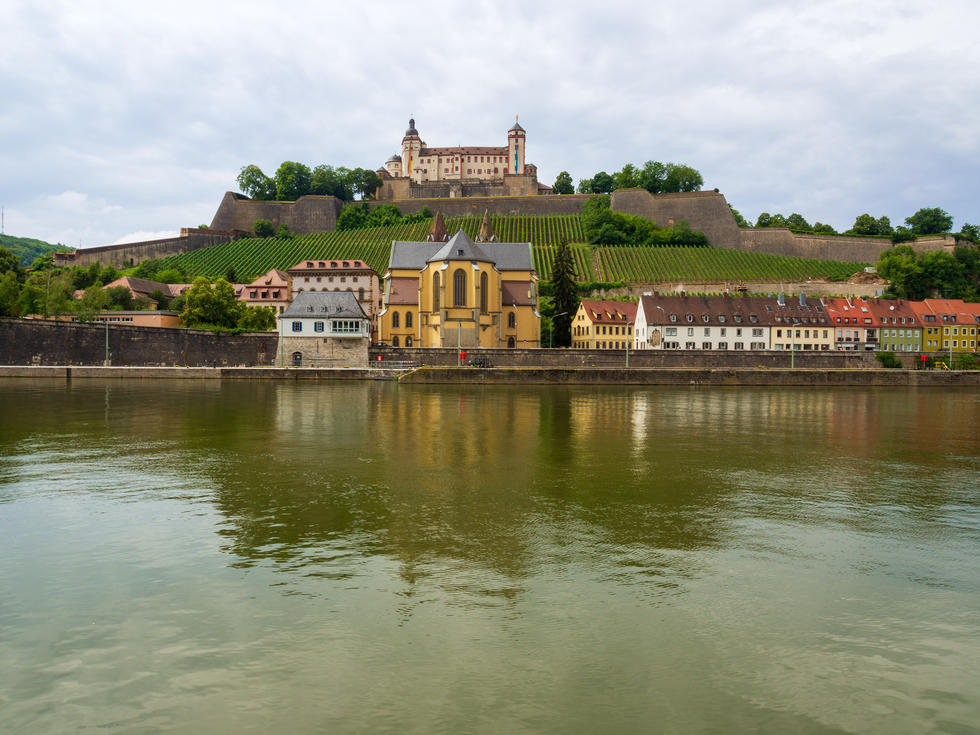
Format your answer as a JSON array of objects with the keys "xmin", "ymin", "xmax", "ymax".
[{"xmin": 1, "ymin": 379, "xmax": 978, "ymax": 733}]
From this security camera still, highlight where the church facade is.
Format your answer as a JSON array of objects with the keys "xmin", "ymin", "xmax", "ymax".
[
  {"xmin": 374, "ymin": 118, "xmax": 549, "ymax": 200},
  {"xmin": 379, "ymin": 213, "xmax": 540, "ymax": 348}
]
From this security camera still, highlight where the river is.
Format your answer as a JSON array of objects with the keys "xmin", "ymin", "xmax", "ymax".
[{"xmin": 1, "ymin": 379, "xmax": 978, "ymax": 733}]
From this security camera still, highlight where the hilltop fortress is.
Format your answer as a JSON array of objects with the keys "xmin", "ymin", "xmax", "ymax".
[
  {"xmin": 54, "ymin": 115, "xmax": 957, "ymax": 270},
  {"xmin": 374, "ymin": 117, "xmax": 548, "ymax": 200}
]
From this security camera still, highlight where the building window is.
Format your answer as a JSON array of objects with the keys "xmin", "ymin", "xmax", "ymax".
[
  {"xmin": 314, "ymin": 321, "xmax": 324, "ymax": 332},
  {"xmin": 292, "ymin": 321, "xmax": 303, "ymax": 332},
  {"xmin": 392, "ymin": 335, "xmax": 399, "ymax": 347},
  {"xmin": 453, "ymin": 269, "xmax": 466, "ymax": 307},
  {"xmin": 330, "ymin": 320, "xmax": 362, "ymax": 334},
  {"xmin": 508, "ymin": 312, "xmax": 516, "ymax": 329},
  {"xmin": 406, "ymin": 336, "xmax": 413, "ymax": 346},
  {"xmin": 392, "ymin": 311, "xmax": 400, "ymax": 328},
  {"xmin": 508, "ymin": 336, "xmax": 516, "ymax": 348},
  {"xmin": 433, "ymin": 272, "xmax": 440, "ymax": 311},
  {"xmin": 480, "ymin": 272, "xmax": 488, "ymax": 313},
  {"xmin": 406, "ymin": 311, "xmax": 413, "ymax": 328},
  {"xmin": 359, "ymin": 287, "xmax": 364, "ymax": 301}
]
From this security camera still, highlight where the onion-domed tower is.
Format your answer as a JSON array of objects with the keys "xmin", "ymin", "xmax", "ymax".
[{"xmin": 401, "ymin": 118, "xmax": 421, "ymax": 181}]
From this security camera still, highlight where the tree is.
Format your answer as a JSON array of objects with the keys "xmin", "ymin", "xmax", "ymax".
[
  {"xmin": 225, "ymin": 267, "xmax": 239, "ymax": 284},
  {"xmin": 105, "ymin": 285, "xmax": 136, "ymax": 311},
  {"xmin": 336, "ymin": 203, "xmax": 370, "ymax": 231},
  {"xmin": 576, "ymin": 178, "xmax": 593, "ymax": 194},
  {"xmin": 237, "ymin": 165, "xmax": 276, "ymax": 200},
  {"xmin": 0, "ymin": 245, "xmax": 21, "ymax": 276},
  {"xmin": 0, "ymin": 270, "xmax": 22, "ymax": 316},
  {"xmin": 905, "ymin": 207, "xmax": 953, "ymax": 235},
  {"xmin": 785, "ymin": 213, "xmax": 811, "ymax": 232},
  {"xmin": 274, "ymin": 161, "xmax": 313, "ymax": 201},
  {"xmin": 956, "ymin": 223, "xmax": 979, "ymax": 243},
  {"xmin": 812, "ymin": 222, "xmax": 837, "ymax": 235},
  {"xmin": 237, "ymin": 305, "xmax": 276, "ymax": 332},
  {"xmin": 663, "ymin": 164, "xmax": 703, "ymax": 193},
  {"xmin": 155, "ymin": 268, "xmax": 184, "ymax": 284},
  {"xmin": 550, "ymin": 239, "xmax": 578, "ymax": 347},
  {"xmin": 31, "ymin": 254, "xmax": 55, "ymax": 271},
  {"xmin": 613, "ymin": 163, "xmax": 640, "ymax": 190},
  {"xmin": 73, "ymin": 285, "xmax": 109, "ymax": 322},
  {"xmin": 275, "ymin": 223, "xmax": 293, "ymax": 239},
  {"xmin": 553, "ymin": 171, "xmax": 574, "ymax": 195},
  {"xmin": 181, "ymin": 277, "xmax": 242, "ymax": 329},
  {"xmin": 590, "ymin": 171, "xmax": 615, "ymax": 194},
  {"xmin": 729, "ymin": 205, "xmax": 748, "ymax": 227},
  {"xmin": 348, "ymin": 168, "xmax": 382, "ymax": 199},
  {"xmin": 755, "ymin": 212, "xmax": 772, "ymax": 228},
  {"xmin": 851, "ymin": 213, "xmax": 893, "ymax": 236},
  {"xmin": 253, "ymin": 219, "xmax": 275, "ymax": 238},
  {"xmin": 768, "ymin": 213, "xmax": 788, "ymax": 228},
  {"xmin": 311, "ymin": 165, "xmax": 354, "ymax": 200},
  {"xmin": 639, "ymin": 161, "xmax": 668, "ymax": 193}
]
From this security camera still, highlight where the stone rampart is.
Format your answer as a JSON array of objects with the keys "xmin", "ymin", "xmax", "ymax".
[
  {"xmin": 610, "ymin": 189, "xmax": 743, "ymax": 248},
  {"xmin": 368, "ymin": 194, "xmax": 593, "ymax": 219},
  {"xmin": 52, "ymin": 229, "xmax": 236, "ymax": 269},
  {"xmin": 735, "ymin": 229, "xmax": 953, "ymax": 264},
  {"xmin": 0, "ymin": 318, "xmax": 277, "ymax": 367},
  {"xmin": 209, "ymin": 191, "xmax": 344, "ymax": 233}
]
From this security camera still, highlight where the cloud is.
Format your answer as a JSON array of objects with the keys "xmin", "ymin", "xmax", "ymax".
[{"xmin": 1, "ymin": 0, "xmax": 978, "ymax": 245}]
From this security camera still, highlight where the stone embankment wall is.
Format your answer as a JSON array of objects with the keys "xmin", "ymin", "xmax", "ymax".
[
  {"xmin": 0, "ymin": 318, "xmax": 277, "ymax": 367},
  {"xmin": 209, "ymin": 192, "xmax": 344, "ymax": 233},
  {"xmin": 372, "ymin": 347, "xmax": 877, "ymax": 369},
  {"xmin": 610, "ymin": 189, "xmax": 743, "ymax": 248},
  {"xmin": 52, "ymin": 228, "xmax": 236, "ymax": 269}
]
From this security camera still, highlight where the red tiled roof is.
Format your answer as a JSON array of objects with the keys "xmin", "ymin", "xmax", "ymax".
[
  {"xmin": 419, "ymin": 147, "xmax": 508, "ymax": 157},
  {"xmin": 287, "ymin": 259, "xmax": 374, "ymax": 273},
  {"xmin": 580, "ymin": 299, "xmax": 637, "ymax": 324},
  {"xmin": 501, "ymin": 281, "xmax": 534, "ymax": 306},
  {"xmin": 388, "ymin": 277, "xmax": 418, "ymax": 305}
]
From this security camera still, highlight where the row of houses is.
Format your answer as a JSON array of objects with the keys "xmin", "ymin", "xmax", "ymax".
[{"xmin": 573, "ymin": 293, "xmax": 980, "ymax": 355}]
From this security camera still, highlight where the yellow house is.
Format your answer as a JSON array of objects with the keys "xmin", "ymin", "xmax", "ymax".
[{"xmin": 380, "ymin": 216, "xmax": 540, "ymax": 348}]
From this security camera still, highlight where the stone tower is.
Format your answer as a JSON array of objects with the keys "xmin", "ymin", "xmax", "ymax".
[
  {"xmin": 401, "ymin": 118, "xmax": 422, "ymax": 180},
  {"xmin": 507, "ymin": 116, "xmax": 526, "ymax": 175}
]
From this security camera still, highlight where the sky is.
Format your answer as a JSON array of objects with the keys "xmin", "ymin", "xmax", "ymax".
[{"xmin": 1, "ymin": 0, "xmax": 978, "ymax": 248}]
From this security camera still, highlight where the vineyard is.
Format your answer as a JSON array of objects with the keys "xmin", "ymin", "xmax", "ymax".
[{"xmin": 154, "ymin": 214, "xmax": 865, "ymax": 284}]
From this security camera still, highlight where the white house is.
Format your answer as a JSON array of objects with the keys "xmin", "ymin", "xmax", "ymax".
[{"xmin": 277, "ymin": 291, "xmax": 370, "ymax": 367}]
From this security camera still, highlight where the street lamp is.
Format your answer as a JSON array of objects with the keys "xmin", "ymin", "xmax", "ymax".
[{"xmin": 550, "ymin": 312, "xmax": 568, "ymax": 349}]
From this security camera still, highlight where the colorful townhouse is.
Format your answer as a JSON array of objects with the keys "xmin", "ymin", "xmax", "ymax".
[
  {"xmin": 865, "ymin": 298, "xmax": 921, "ymax": 353},
  {"xmin": 823, "ymin": 297, "xmax": 879, "ymax": 351},
  {"xmin": 287, "ymin": 258, "xmax": 382, "ymax": 341},
  {"xmin": 920, "ymin": 299, "xmax": 980, "ymax": 353},
  {"xmin": 571, "ymin": 300, "xmax": 637, "ymax": 349},
  {"xmin": 634, "ymin": 293, "xmax": 773, "ymax": 351},
  {"xmin": 239, "ymin": 269, "xmax": 291, "ymax": 316}
]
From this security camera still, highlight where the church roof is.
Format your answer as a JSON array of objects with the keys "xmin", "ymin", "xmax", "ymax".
[
  {"xmin": 427, "ymin": 230, "xmax": 493, "ymax": 263},
  {"xmin": 280, "ymin": 290, "xmax": 368, "ymax": 320},
  {"xmin": 388, "ymin": 236, "xmax": 533, "ymax": 272}
]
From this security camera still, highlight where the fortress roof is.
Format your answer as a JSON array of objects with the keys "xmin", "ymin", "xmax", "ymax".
[{"xmin": 420, "ymin": 146, "xmax": 509, "ymax": 157}]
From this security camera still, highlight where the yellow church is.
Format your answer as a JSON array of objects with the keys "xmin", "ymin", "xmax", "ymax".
[{"xmin": 380, "ymin": 213, "xmax": 541, "ymax": 348}]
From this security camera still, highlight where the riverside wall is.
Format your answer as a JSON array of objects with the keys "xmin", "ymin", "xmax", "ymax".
[
  {"xmin": 0, "ymin": 318, "xmax": 277, "ymax": 367},
  {"xmin": 0, "ymin": 365, "xmax": 976, "ymax": 388}
]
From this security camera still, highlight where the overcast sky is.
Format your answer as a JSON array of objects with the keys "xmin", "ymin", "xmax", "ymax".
[{"xmin": 2, "ymin": 0, "xmax": 978, "ymax": 247}]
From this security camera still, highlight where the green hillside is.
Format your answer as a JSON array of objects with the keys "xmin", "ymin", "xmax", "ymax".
[
  {"xmin": 156, "ymin": 214, "xmax": 865, "ymax": 284},
  {"xmin": 0, "ymin": 234, "xmax": 73, "ymax": 267}
]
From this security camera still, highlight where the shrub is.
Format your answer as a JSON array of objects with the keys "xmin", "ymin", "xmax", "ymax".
[{"xmin": 875, "ymin": 352, "xmax": 902, "ymax": 369}]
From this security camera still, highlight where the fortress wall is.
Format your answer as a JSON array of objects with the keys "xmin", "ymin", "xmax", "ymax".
[
  {"xmin": 737, "ymin": 229, "xmax": 954, "ymax": 264},
  {"xmin": 368, "ymin": 193, "xmax": 594, "ymax": 218},
  {"xmin": 53, "ymin": 229, "xmax": 235, "ymax": 269},
  {"xmin": 610, "ymin": 189, "xmax": 743, "ymax": 247},
  {"xmin": 209, "ymin": 192, "xmax": 344, "ymax": 233}
]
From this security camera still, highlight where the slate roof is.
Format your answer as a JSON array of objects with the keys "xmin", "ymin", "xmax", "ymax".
[
  {"xmin": 389, "ymin": 232, "xmax": 533, "ymax": 272},
  {"xmin": 280, "ymin": 290, "xmax": 367, "ymax": 320},
  {"xmin": 427, "ymin": 230, "xmax": 492, "ymax": 263}
]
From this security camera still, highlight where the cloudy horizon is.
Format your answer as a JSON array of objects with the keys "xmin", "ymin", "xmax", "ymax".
[{"xmin": 2, "ymin": 0, "xmax": 977, "ymax": 248}]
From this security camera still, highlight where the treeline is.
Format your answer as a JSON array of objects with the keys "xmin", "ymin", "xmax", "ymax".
[
  {"xmin": 877, "ymin": 244, "xmax": 980, "ymax": 301},
  {"xmin": 0, "ymin": 234, "xmax": 72, "ymax": 267},
  {"xmin": 336, "ymin": 204, "xmax": 432, "ymax": 232},
  {"xmin": 735, "ymin": 205, "xmax": 978, "ymax": 244},
  {"xmin": 237, "ymin": 162, "xmax": 382, "ymax": 202},
  {"xmin": 551, "ymin": 161, "xmax": 704, "ymax": 196},
  {"xmin": 582, "ymin": 195, "xmax": 707, "ymax": 247}
]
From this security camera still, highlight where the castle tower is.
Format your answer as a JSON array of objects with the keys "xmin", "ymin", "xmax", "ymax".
[
  {"xmin": 401, "ymin": 118, "xmax": 422, "ymax": 181},
  {"xmin": 507, "ymin": 116, "xmax": 526, "ymax": 175}
]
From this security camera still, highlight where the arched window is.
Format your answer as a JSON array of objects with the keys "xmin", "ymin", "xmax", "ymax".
[
  {"xmin": 507, "ymin": 337, "xmax": 516, "ymax": 348},
  {"xmin": 406, "ymin": 311, "xmax": 413, "ymax": 328},
  {"xmin": 392, "ymin": 335, "xmax": 399, "ymax": 347},
  {"xmin": 453, "ymin": 269, "xmax": 466, "ymax": 307},
  {"xmin": 508, "ymin": 312, "xmax": 516, "ymax": 329},
  {"xmin": 392, "ymin": 311, "xmax": 400, "ymax": 328},
  {"xmin": 480, "ymin": 272, "xmax": 488, "ymax": 313},
  {"xmin": 291, "ymin": 352, "xmax": 303, "ymax": 366},
  {"xmin": 432, "ymin": 272, "xmax": 440, "ymax": 311}
]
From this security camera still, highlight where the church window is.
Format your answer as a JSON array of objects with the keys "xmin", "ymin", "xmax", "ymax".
[
  {"xmin": 433, "ymin": 272, "xmax": 440, "ymax": 311},
  {"xmin": 453, "ymin": 269, "xmax": 466, "ymax": 307},
  {"xmin": 392, "ymin": 336, "xmax": 399, "ymax": 347},
  {"xmin": 480, "ymin": 272, "xmax": 488, "ymax": 312},
  {"xmin": 508, "ymin": 312, "xmax": 516, "ymax": 329},
  {"xmin": 508, "ymin": 337, "xmax": 515, "ymax": 348},
  {"xmin": 406, "ymin": 312, "xmax": 413, "ymax": 328},
  {"xmin": 406, "ymin": 336, "xmax": 413, "ymax": 346},
  {"xmin": 392, "ymin": 311, "xmax": 400, "ymax": 328}
]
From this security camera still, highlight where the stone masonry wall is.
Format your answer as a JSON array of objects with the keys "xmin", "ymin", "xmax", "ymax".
[
  {"xmin": 209, "ymin": 192, "xmax": 344, "ymax": 233},
  {"xmin": 52, "ymin": 229, "xmax": 236, "ymax": 269},
  {"xmin": 372, "ymin": 346, "xmax": 877, "ymax": 369},
  {"xmin": 368, "ymin": 194, "xmax": 593, "ymax": 219},
  {"xmin": 0, "ymin": 318, "xmax": 277, "ymax": 367},
  {"xmin": 610, "ymin": 189, "xmax": 743, "ymax": 248}
]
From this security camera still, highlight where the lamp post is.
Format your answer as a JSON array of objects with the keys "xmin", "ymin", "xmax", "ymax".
[{"xmin": 550, "ymin": 312, "xmax": 568, "ymax": 349}]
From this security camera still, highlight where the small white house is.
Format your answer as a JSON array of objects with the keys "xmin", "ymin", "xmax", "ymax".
[{"xmin": 277, "ymin": 291, "xmax": 370, "ymax": 367}]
